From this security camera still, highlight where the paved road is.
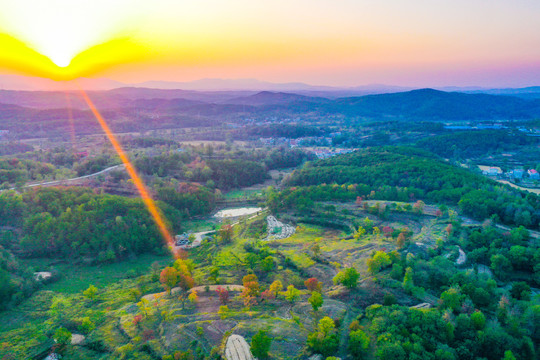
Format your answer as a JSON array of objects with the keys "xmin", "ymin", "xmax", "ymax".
[{"xmin": 7, "ymin": 164, "xmax": 124, "ymax": 191}]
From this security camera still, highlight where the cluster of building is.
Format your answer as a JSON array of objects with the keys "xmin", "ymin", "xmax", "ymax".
[
  {"xmin": 310, "ymin": 147, "xmax": 355, "ymax": 159},
  {"xmin": 175, "ymin": 232, "xmax": 192, "ymax": 248},
  {"xmin": 258, "ymin": 136, "xmax": 331, "ymax": 147},
  {"xmin": 482, "ymin": 166, "xmax": 539, "ymax": 180}
]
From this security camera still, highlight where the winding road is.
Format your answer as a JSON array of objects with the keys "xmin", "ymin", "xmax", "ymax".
[{"xmin": 6, "ymin": 164, "xmax": 124, "ymax": 191}]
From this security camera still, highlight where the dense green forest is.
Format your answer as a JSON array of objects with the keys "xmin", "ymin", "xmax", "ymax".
[
  {"xmin": 0, "ymin": 158, "xmax": 57, "ymax": 185},
  {"xmin": 284, "ymin": 147, "xmax": 540, "ymax": 228},
  {"xmin": 416, "ymin": 130, "xmax": 538, "ymax": 158},
  {"xmin": 0, "ymin": 187, "xmax": 182, "ymax": 259}
]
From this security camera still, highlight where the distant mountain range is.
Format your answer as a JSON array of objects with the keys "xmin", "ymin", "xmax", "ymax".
[
  {"xmin": 1, "ymin": 86, "xmax": 540, "ymax": 122},
  {"xmin": 1, "ymin": 73, "xmax": 540, "ymax": 100}
]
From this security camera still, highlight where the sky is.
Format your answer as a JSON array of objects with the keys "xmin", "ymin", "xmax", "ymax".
[{"xmin": 0, "ymin": 0, "xmax": 539, "ymax": 87}]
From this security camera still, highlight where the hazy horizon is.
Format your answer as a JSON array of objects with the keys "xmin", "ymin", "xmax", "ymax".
[{"xmin": 1, "ymin": 1, "xmax": 540, "ymax": 87}]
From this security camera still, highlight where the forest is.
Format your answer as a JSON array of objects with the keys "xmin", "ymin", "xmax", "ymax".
[{"xmin": 285, "ymin": 146, "xmax": 540, "ymax": 228}]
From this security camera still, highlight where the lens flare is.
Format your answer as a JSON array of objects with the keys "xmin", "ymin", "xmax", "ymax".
[{"xmin": 78, "ymin": 87, "xmax": 183, "ymax": 258}]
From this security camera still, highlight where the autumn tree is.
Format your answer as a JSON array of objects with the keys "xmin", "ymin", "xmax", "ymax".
[
  {"xmin": 188, "ymin": 290, "xmax": 198, "ymax": 307},
  {"xmin": 216, "ymin": 287, "xmax": 230, "ymax": 305},
  {"xmin": 396, "ymin": 232, "xmax": 406, "ymax": 249},
  {"xmin": 241, "ymin": 273, "xmax": 260, "ymax": 307},
  {"xmin": 382, "ymin": 226, "xmax": 393, "ymax": 239},
  {"xmin": 445, "ymin": 223, "xmax": 453, "ymax": 237},
  {"xmin": 160, "ymin": 267, "xmax": 179, "ymax": 295},
  {"xmin": 413, "ymin": 200, "xmax": 425, "ymax": 214},
  {"xmin": 304, "ymin": 277, "xmax": 322, "ymax": 292},
  {"xmin": 268, "ymin": 280, "xmax": 283, "ymax": 298},
  {"xmin": 354, "ymin": 226, "xmax": 366, "ymax": 240},
  {"xmin": 219, "ymin": 224, "xmax": 233, "ymax": 243}
]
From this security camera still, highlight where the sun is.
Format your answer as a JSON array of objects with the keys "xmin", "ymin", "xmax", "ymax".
[{"xmin": 0, "ymin": 0, "xmax": 150, "ymax": 77}]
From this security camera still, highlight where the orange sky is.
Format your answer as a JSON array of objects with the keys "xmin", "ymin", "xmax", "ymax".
[{"xmin": 0, "ymin": 0, "xmax": 539, "ymax": 87}]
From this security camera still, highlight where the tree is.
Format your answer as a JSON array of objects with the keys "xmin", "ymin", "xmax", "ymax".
[
  {"xmin": 260, "ymin": 256, "xmax": 276, "ymax": 272},
  {"xmin": 309, "ymin": 291, "xmax": 323, "ymax": 312},
  {"xmin": 251, "ymin": 330, "xmax": 272, "ymax": 359},
  {"xmin": 269, "ymin": 280, "xmax": 283, "ymax": 297},
  {"xmin": 510, "ymin": 281, "xmax": 531, "ymax": 300},
  {"xmin": 367, "ymin": 251, "xmax": 391, "ymax": 275},
  {"xmin": 241, "ymin": 274, "xmax": 260, "ymax": 306},
  {"xmin": 307, "ymin": 317, "xmax": 339, "ymax": 357},
  {"xmin": 83, "ymin": 284, "xmax": 98, "ymax": 301},
  {"xmin": 79, "ymin": 317, "xmax": 96, "ymax": 334},
  {"xmin": 216, "ymin": 287, "xmax": 230, "ymax": 305},
  {"xmin": 490, "ymin": 254, "xmax": 512, "ymax": 280},
  {"xmin": 470, "ymin": 311, "xmax": 486, "ymax": 330},
  {"xmin": 219, "ymin": 224, "xmax": 233, "ymax": 243},
  {"xmin": 160, "ymin": 267, "xmax": 179, "ymax": 295},
  {"xmin": 304, "ymin": 277, "xmax": 322, "ymax": 292},
  {"xmin": 446, "ymin": 224, "xmax": 453, "ymax": 237},
  {"xmin": 362, "ymin": 217, "xmax": 374, "ymax": 231},
  {"xmin": 354, "ymin": 226, "xmax": 366, "ymax": 240},
  {"xmin": 372, "ymin": 226, "xmax": 381, "ymax": 240},
  {"xmin": 349, "ymin": 329, "xmax": 370, "ymax": 359},
  {"xmin": 333, "ymin": 267, "xmax": 360, "ymax": 289},
  {"xmin": 413, "ymin": 200, "xmax": 425, "ymax": 214},
  {"xmin": 54, "ymin": 327, "xmax": 72, "ymax": 346},
  {"xmin": 377, "ymin": 343, "xmax": 406, "ymax": 360},
  {"xmin": 382, "ymin": 226, "xmax": 393, "ymax": 238},
  {"xmin": 396, "ymin": 232, "xmax": 406, "ymax": 249},
  {"xmin": 402, "ymin": 267, "xmax": 414, "ymax": 293},
  {"xmin": 439, "ymin": 287, "xmax": 463, "ymax": 312},
  {"xmin": 188, "ymin": 290, "xmax": 198, "ymax": 305},
  {"xmin": 503, "ymin": 350, "xmax": 517, "ymax": 360},
  {"xmin": 285, "ymin": 284, "xmax": 300, "ymax": 303}
]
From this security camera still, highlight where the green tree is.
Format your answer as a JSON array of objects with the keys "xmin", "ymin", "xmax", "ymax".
[
  {"xmin": 490, "ymin": 254, "xmax": 512, "ymax": 279},
  {"xmin": 83, "ymin": 284, "xmax": 98, "ymax": 301},
  {"xmin": 54, "ymin": 327, "xmax": 72, "ymax": 345},
  {"xmin": 251, "ymin": 330, "xmax": 272, "ymax": 359},
  {"xmin": 349, "ymin": 329, "xmax": 370, "ymax": 359},
  {"xmin": 260, "ymin": 256, "xmax": 276, "ymax": 272},
  {"xmin": 309, "ymin": 291, "xmax": 323, "ymax": 312},
  {"xmin": 439, "ymin": 287, "xmax": 463, "ymax": 312},
  {"xmin": 354, "ymin": 226, "xmax": 366, "ymax": 240},
  {"xmin": 510, "ymin": 281, "xmax": 531, "ymax": 300},
  {"xmin": 470, "ymin": 311, "xmax": 486, "ymax": 330},
  {"xmin": 367, "ymin": 251, "xmax": 392, "ymax": 275},
  {"xmin": 333, "ymin": 267, "xmax": 360, "ymax": 289},
  {"xmin": 285, "ymin": 284, "xmax": 300, "ymax": 303},
  {"xmin": 402, "ymin": 267, "xmax": 414, "ymax": 293},
  {"xmin": 307, "ymin": 317, "xmax": 339, "ymax": 357}
]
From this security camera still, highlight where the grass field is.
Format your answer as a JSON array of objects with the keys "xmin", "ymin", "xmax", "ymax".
[{"xmin": 21, "ymin": 253, "xmax": 173, "ymax": 294}]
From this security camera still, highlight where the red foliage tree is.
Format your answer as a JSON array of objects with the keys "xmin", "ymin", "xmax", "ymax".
[
  {"xmin": 216, "ymin": 287, "xmax": 230, "ymax": 305},
  {"xmin": 304, "ymin": 277, "xmax": 322, "ymax": 292},
  {"xmin": 382, "ymin": 226, "xmax": 394, "ymax": 238}
]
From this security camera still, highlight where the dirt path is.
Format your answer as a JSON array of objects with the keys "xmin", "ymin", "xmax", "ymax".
[{"xmin": 142, "ymin": 284, "xmax": 244, "ymax": 301}]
